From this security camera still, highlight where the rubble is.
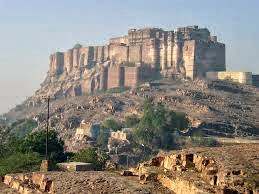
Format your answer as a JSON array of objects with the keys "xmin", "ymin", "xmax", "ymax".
[{"xmin": 132, "ymin": 144, "xmax": 259, "ymax": 194}]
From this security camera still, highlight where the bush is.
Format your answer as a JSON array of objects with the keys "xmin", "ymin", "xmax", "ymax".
[
  {"xmin": 20, "ymin": 130, "xmax": 65, "ymax": 163},
  {"xmin": 124, "ymin": 115, "xmax": 140, "ymax": 128},
  {"xmin": 102, "ymin": 118, "xmax": 122, "ymax": 131},
  {"xmin": 170, "ymin": 112, "xmax": 190, "ymax": 131},
  {"xmin": 71, "ymin": 148, "xmax": 109, "ymax": 170},
  {"xmin": 191, "ymin": 136, "xmax": 220, "ymax": 147},
  {"xmin": 0, "ymin": 152, "xmax": 42, "ymax": 176}
]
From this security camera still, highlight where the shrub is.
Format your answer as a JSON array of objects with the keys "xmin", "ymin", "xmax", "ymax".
[
  {"xmin": 191, "ymin": 136, "xmax": 220, "ymax": 147},
  {"xmin": 124, "ymin": 115, "xmax": 140, "ymax": 128},
  {"xmin": 102, "ymin": 118, "xmax": 122, "ymax": 131},
  {"xmin": 20, "ymin": 130, "xmax": 65, "ymax": 163},
  {"xmin": 0, "ymin": 152, "xmax": 42, "ymax": 176},
  {"xmin": 170, "ymin": 112, "xmax": 190, "ymax": 131},
  {"xmin": 71, "ymin": 148, "xmax": 109, "ymax": 170}
]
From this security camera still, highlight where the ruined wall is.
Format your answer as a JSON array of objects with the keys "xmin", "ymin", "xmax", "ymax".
[
  {"xmin": 107, "ymin": 66, "xmax": 125, "ymax": 89},
  {"xmin": 206, "ymin": 71, "xmax": 253, "ymax": 85}
]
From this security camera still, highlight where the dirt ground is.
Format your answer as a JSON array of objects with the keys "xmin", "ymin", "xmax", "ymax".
[{"xmin": 44, "ymin": 171, "xmax": 173, "ymax": 194}]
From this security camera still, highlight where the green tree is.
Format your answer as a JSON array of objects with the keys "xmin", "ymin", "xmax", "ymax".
[
  {"xmin": 134, "ymin": 99, "xmax": 156, "ymax": 145},
  {"xmin": 20, "ymin": 130, "xmax": 65, "ymax": 163},
  {"xmin": 133, "ymin": 99, "xmax": 190, "ymax": 149}
]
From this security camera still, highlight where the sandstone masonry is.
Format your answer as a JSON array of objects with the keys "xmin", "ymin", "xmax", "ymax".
[{"xmin": 48, "ymin": 26, "xmax": 226, "ymax": 94}]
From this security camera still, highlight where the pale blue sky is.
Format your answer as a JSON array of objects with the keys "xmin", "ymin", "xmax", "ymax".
[{"xmin": 0, "ymin": 0, "xmax": 258, "ymax": 114}]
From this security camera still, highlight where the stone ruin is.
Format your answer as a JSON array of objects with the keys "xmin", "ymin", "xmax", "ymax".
[
  {"xmin": 48, "ymin": 25, "xmax": 226, "ymax": 95},
  {"xmin": 128, "ymin": 144, "xmax": 259, "ymax": 194}
]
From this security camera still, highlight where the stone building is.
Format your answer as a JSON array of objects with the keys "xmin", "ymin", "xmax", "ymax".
[{"xmin": 48, "ymin": 26, "xmax": 226, "ymax": 93}]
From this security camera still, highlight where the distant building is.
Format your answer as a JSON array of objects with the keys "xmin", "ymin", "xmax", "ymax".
[{"xmin": 206, "ymin": 71, "xmax": 253, "ymax": 85}]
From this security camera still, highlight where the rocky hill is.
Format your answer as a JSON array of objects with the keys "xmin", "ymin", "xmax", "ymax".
[{"xmin": 2, "ymin": 76, "xmax": 258, "ymax": 150}]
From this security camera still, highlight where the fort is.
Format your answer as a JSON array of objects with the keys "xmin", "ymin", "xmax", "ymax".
[{"xmin": 48, "ymin": 26, "xmax": 257, "ymax": 95}]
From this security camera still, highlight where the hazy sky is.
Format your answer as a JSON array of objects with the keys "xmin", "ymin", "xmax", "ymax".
[{"xmin": 0, "ymin": 0, "xmax": 258, "ymax": 114}]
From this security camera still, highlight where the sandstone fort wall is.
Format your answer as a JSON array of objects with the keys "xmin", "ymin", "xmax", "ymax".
[{"xmin": 48, "ymin": 26, "xmax": 232, "ymax": 93}]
